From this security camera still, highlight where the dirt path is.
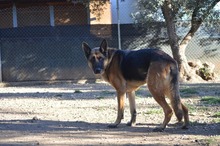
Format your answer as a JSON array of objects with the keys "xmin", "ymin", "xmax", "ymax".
[{"xmin": 0, "ymin": 82, "xmax": 219, "ymax": 145}]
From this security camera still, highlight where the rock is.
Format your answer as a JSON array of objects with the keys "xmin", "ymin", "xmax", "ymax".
[{"xmin": 188, "ymin": 60, "xmax": 216, "ymax": 81}]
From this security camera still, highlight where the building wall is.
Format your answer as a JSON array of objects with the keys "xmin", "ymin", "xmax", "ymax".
[
  {"xmin": 0, "ymin": 1, "xmax": 136, "ymax": 28},
  {"xmin": 54, "ymin": 4, "xmax": 88, "ymax": 25},
  {"xmin": 0, "ymin": 2, "xmax": 89, "ymax": 28},
  {"xmin": 17, "ymin": 5, "xmax": 50, "ymax": 27},
  {"xmin": 0, "ymin": 8, "xmax": 13, "ymax": 28}
]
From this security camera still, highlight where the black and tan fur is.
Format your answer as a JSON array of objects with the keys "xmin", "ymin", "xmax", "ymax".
[{"xmin": 82, "ymin": 39, "xmax": 189, "ymax": 131}]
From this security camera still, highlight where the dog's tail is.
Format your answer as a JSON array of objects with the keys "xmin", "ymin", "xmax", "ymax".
[{"xmin": 169, "ymin": 62, "xmax": 183, "ymax": 122}]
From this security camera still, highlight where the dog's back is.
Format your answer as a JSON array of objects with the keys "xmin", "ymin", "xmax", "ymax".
[{"xmin": 116, "ymin": 49, "xmax": 176, "ymax": 81}]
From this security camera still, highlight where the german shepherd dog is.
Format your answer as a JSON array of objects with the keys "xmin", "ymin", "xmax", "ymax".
[{"xmin": 82, "ymin": 39, "xmax": 189, "ymax": 131}]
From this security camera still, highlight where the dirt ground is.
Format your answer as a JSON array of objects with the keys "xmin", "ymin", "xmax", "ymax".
[{"xmin": 0, "ymin": 81, "xmax": 219, "ymax": 146}]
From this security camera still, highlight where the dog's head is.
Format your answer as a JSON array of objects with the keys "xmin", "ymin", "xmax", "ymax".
[{"xmin": 82, "ymin": 39, "xmax": 110, "ymax": 75}]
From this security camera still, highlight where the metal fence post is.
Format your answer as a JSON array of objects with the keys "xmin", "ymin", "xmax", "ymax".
[
  {"xmin": 117, "ymin": 0, "xmax": 121, "ymax": 50},
  {"xmin": 0, "ymin": 41, "xmax": 2, "ymax": 82},
  {"xmin": 12, "ymin": 3, "xmax": 18, "ymax": 27},
  {"xmin": 49, "ymin": 5, "xmax": 55, "ymax": 26}
]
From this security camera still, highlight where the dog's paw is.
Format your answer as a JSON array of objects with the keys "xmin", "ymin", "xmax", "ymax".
[
  {"xmin": 181, "ymin": 124, "xmax": 189, "ymax": 130},
  {"xmin": 153, "ymin": 127, "xmax": 164, "ymax": 132},
  {"xmin": 107, "ymin": 124, "xmax": 118, "ymax": 128},
  {"xmin": 126, "ymin": 121, "xmax": 136, "ymax": 127}
]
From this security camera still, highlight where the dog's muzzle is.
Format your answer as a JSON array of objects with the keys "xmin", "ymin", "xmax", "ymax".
[{"xmin": 94, "ymin": 68, "xmax": 102, "ymax": 74}]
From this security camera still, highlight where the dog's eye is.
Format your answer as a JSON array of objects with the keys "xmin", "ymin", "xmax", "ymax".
[{"xmin": 91, "ymin": 56, "xmax": 96, "ymax": 62}]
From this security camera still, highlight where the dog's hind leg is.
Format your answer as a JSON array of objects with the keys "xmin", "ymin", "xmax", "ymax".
[
  {"xmin": 168, "ymin": 63, "xmax": 189, "ymax": 129},
  {"xmin": 147, "ymin": 62, "xmax": 174, "ymax": 132},
  {"xmin": 166, "ymin": 89, "xmax": 189, "ymax": 129},
  {"xmin": 108, "ymin": 90, "xmax": 126, "ymax": 128},
  {"xmin": 149, "ymin": 89, "xmax": 173, "ymax": 132},
  {"xmin": 181, "ymin": 103, "xmax": 189, "ymax": 129},
  {"xmin": 126, "ymin": 91, "xmax": 137, "ymax": 127}
]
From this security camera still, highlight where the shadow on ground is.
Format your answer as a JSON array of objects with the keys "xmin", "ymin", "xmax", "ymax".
[{"xmin": 0, "ymin": 118, "xmax": 219, "ymax": 138}]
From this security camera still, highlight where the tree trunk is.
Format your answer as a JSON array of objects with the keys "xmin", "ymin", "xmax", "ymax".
[
  {"xmin": 178, "ymin": 0, "xmax": 219, "ymax": 80},
  {"xmin": 162, "ymin": 0, "xmax": 219, "ymax": 81},
  {"xmin": 178, "ymin": 20, "xmax": 202, "ymax": 80},
  {"xmin": 161, "ymin": 0, "xmax": 187, "ymax": 79}
]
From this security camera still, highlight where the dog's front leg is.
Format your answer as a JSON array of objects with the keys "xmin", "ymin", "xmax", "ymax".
[
  {"xmin": 126, "ymin": 91, "xmax": 136, "ymax": 126},
  {"xmin": 108, "ymin": 91, "xmax": 126, "ymax": 128}
]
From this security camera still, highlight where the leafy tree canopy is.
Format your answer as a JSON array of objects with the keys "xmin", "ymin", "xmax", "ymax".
[
  {"xmin": 131, "ymin": 0, "xmax": 220, "ymax": 26},
  {"xmin": 67, "ymin": 0, "xmax": 110, "ymax": 20}
]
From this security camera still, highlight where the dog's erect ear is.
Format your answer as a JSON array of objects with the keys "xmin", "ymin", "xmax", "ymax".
[
  {"xmin": 82, "ymin": 42, "xmax": 91, "ymax": 59},
  {"xmin": 100, "ymin": 39, "xmax": 108, "ymax": 54}
]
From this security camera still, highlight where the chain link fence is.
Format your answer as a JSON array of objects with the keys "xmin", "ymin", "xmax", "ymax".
[{"xmin": 0, "ymin": 1, "xmax": 219, "ymax": 82}]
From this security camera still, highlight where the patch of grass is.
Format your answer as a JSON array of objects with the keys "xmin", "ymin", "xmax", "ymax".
[
  {"xmin": 135, "ymin": 88, "xmax": 144, "ymax": 94},
  {"xmin": 96, "ymin": 96, "xmax": 105, "ymax": 100},
  {"xmin": 186, "ymin": 104, "xmax": 208, "ymax": 115},
  {"xmin": 54, "ymin": 94, "xmax": 62, "ymax": 97},
  {"xmin": 136, "ymin": 88, "xmax": 152, "ymax": 97},
  {"xmin": 101, "ymin": 90, "xmax": 115, "ymax": 95},
  {"xmin": 180, "ymin": 88, "xmax": 198, "ymax": 95},
  {"xmin": 135, "ymin": 96, "xmax": 142, "ymax": 99},
  {"xmin": 211, "ymin": 111, "xmax": 220, "ymax": 123},
  {"xmin": 211, "ymin": 118, "xmax": 220, "ymax": 123},
  {"xmin": 186, "ymin": 104, "xmax": 197, "ymax": 113},
  {"xmin": 212, "ymin": 112, "xmax": 220, "ymax": 118},
  {"xmin": 143, "ymin": 108, "xmax": 163, "ymax": 115},
  {"xmin": 186, "ymin": 104, "xmax": 198, "ymax": 114},
  {"xmin": 195, "ymin": 138, "xmax": 219, "ymax": 146},
  {"xmin": 198, "ymin": 106, "xmax": 209, "ymax": 111},
  {"xmin": 74, "ymin": 90, "xmax": 83, "ymax": 93},
  {"xmin": 200, "ymin": 96, "xmax": 220, "ymax": 104}
]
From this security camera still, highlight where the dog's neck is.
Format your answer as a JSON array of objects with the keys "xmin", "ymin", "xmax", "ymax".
[{"xmin": 101, "ymin": 48, "xmax": 117, "ymax": 82}]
